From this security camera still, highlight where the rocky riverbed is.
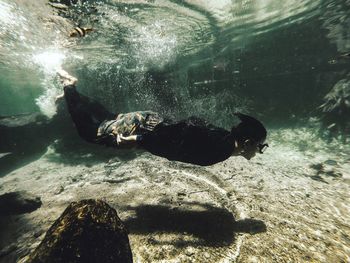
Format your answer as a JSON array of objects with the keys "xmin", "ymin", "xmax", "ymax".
[{"xmin": 0, "ymin": 128, "xmax": 349, "ymax": 263}]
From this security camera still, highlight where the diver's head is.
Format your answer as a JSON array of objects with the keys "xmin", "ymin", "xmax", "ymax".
[{"xmin": 231, "ymin": 113, "xmax": 268, "ymax": 160}]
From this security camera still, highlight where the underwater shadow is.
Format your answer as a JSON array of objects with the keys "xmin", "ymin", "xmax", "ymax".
[
  {"xmin": 45, "ymin": 134, "xmax": 140, "ymax": 167},
  {"xmin": 0, "ymin": 214, "xmax": 37, "ymax": 261},
  {"xmin": 0, "ymin": 111, "xmax": 140, "ymax": 176},
  {"xmin": 123, "ymin": 204, "xmax": 266, "ymax": 247},
  {"xmin": 0, "ymin": 151, "xmax": 46, "ymax": 178},
  {"xmin": 0, "ymin": 113, "xmax": 59, "ymax": 177}
]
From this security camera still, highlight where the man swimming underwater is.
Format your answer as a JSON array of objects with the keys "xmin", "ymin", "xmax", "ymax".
[{"xmin": 57, "ymin": 69, "xmax": 268, "ymax": 166}]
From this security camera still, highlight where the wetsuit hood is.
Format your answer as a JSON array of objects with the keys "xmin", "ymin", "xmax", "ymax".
[{"xmin": 232, "ymin": 112, "xmax": 267, "ymax": 143}]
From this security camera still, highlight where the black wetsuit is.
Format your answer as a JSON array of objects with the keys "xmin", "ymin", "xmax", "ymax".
[
  {"xmin": 139, "ymin": 117, "xmax": 235, "ymax": 166},
  {"xmin": 64, "ymin": 85, "xmax": 236, "ymax": 166}
]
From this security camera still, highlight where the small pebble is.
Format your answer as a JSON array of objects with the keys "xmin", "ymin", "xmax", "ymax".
[
  {"xmin": 185, "ymin": 247, "xmax": 195, "ymax": 256},
  {"xmin": 34, "ymin": 230, "xmax": 44, "ymax": 238},
  {"xmin": 324, "ymin": 159, "xmax": 337, "ymax": 166},
  {"xmin": 54, "ymin": 186, "xmax": 64, "ymax": 195}
]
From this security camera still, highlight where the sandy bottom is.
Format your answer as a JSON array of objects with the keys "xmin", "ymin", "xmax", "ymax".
[{"xmin": 0, "ymin": 131, "xmax": 349, "ymax": 263}]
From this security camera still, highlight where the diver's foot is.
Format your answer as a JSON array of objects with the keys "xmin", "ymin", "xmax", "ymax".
[
  {"xmin": 55, "ymin": 93, "xmax": 64, "ymax": 101},
  {"xmin": 57, "ymin": 68, "xmax": 78, "ymax": 86}
]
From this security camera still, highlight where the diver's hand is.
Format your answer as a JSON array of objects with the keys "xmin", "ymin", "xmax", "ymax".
[
  {"xmin": 120, "ymin": 135, "xmax": 138, "ymax": 142},
  {"xmin": 116, "ymin": 134, "xmax": 138, "ymax": 146},
  {"xmin": 116, "ymin": 134, "xmax": 122, "ymax": 145}
]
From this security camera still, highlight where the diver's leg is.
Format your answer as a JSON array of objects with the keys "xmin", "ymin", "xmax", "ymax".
[
  {"xmin": 58, "ymin": 69, "xmax": 114, "ymax": 143},
  {"xmin": 55, "ymin": 68, "xmax": 77, "ymax": 101}
]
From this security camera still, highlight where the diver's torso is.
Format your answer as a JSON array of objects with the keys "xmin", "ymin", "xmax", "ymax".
[{"xmin": 97, "ymin": 111, "xmax": 163, "ymax": 138}]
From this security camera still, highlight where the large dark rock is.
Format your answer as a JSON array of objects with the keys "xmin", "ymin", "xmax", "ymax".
[
  {"xmin": 0, "ymin": 191, "xmax": 42, "ymax": 216},
  {"xmin": 26, "ymin": 199, "xmax": 133, "ymax": 263}
]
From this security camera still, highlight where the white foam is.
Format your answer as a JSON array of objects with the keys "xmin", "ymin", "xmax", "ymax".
[
  {"xmin": 32, "ymin": 50, "xmax": 66, "ymax": 117},
  {"xmin": 32, "ymin": 50, "xmax": 66, "ymax": 75},
  {"xmin": 35, "ymin": 86, "xmax": 61, "ymax": 118}
]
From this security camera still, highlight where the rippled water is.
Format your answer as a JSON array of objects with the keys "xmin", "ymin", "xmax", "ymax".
[{"xmin": 1, "ymin": 0, "xmax": 348, "ymax": 122}]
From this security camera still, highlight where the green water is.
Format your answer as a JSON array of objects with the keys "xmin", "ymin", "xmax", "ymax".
[
  {"xmin": 0, "ymin": 1, "xmax": 350, "ymax": 262},
  {"xmin": 0, "ymin": 0, "xmax": 349, "ymax": 176},
  {"xmin": 0, "ymin": 0, "xmax": 348, "ymax": 125}
]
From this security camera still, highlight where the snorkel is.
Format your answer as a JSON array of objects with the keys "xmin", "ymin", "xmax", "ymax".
[{"xmin": 258, "ymin": 143, "xmax": 269, "ymax": 154}]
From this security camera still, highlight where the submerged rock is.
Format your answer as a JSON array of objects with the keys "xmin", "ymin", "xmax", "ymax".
[
  {"xmin": 0, "ymin": 191, "xmax": 42, "ymax": 216},
  {"xmin": 0, "ymin": 113, "xmax": 49, "ymax": 128},
  {"xmin": 48, "ymin": 0, "xmax": 81, "ymax": 6},
  {"xmin": 48, "ymin": 2, "xmax": 69, "ymax": 10},
  {"xmin": 319, "ymin": 77, "xmax": 350, "ymax": 135},
  {"xmin": 25, "ymin": 199, "xmax": 133, "ymax": 263}
]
